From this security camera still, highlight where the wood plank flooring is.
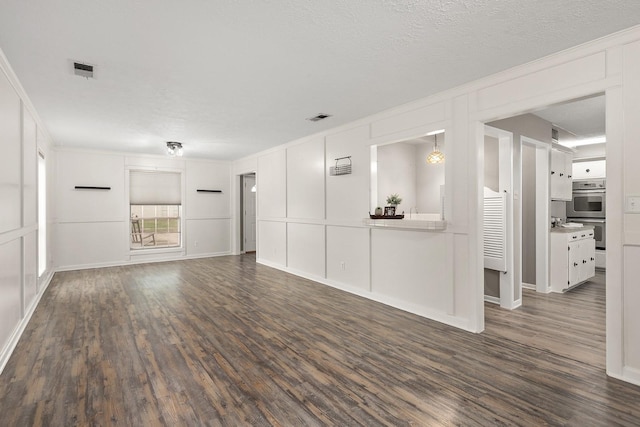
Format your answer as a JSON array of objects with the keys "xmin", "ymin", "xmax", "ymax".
[{"xmin": 1, "ymin": 257, "xmax": 639, "ymax": 426}]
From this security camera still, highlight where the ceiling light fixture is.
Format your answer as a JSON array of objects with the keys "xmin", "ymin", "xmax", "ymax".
[
  {"xmin": 559, "ymin": 135, "xmax": 606, "ymax": 148},
  {"xmin": 166, "ymin": 141, "xmax": 183, "ymax": 156},
  {"xmin": 426, "ymin": 133, "xmax": 445, "ymax": 164}
]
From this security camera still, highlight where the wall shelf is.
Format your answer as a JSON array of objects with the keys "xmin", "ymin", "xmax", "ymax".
[{"xmin": 74, "ymin": 186, "xmax": 111, "ymax": 190}]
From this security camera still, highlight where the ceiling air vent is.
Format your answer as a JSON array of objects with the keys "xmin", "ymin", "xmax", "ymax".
[
  {"xmin": 306, "ymin": 113, "xmax": 332, "ymax": 122},
  {"xmin": 552, "ymin": 128, "xmax": 559, "ymax": 144},
  {"xmin": 73, "ymin": 62, "xmax": 94, "ymax": 78}
]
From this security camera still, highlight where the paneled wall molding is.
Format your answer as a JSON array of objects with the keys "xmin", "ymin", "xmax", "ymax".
[
  {"xmin": 243, "ymin": 25, "xmax": 640, "ymax": 387},
  {"xmin": 0, "ymin": 269, "xmax": 53, "ymax": 376},
  {"xmin": 0, "ymin": 51, "xmax": 54, "ymax": 145},
  {"xmin": 0, "ymin": 224, "xmax": 38, "ymax": 246}
]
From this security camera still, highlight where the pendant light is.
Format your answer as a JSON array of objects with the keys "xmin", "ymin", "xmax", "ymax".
[{"xmin": 426, "ymin": 134, "xmax": 445, "ymax": 164}]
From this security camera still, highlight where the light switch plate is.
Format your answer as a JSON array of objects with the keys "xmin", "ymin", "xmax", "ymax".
[{"xmin": 626, "ymin": 196, "xmax": 640, "ymax": 213}]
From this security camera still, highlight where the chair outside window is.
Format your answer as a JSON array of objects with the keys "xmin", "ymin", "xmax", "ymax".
[{"xmin": 131, "ymin": 219, "xmax": 156, "ymax": 247}]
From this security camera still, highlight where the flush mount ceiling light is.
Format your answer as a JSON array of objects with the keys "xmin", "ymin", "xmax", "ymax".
[
  {"xmin": 426, "ymin": 133, "xmax": 445, "ymax": 164},
  {"xmin": 166, "ymin": 141, "xmax": 183, "ymax": 156},
  {"xmin": 559, "ymin": 135, "xmax": 606, "ymax": 148}
]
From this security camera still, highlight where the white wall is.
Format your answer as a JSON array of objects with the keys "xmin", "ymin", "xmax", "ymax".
[
  {"xmin": 0, "ymin": 52, "xmax": 55, "ymax": 374},
  {"xmin": 416, "ymin": 137, "xmax": 445, "ymax": 214},
  {"xmin": 377, "ymin": 142, "xmax": 416, "ymax": 210},
  {"xmin": 54, "ymin": 151, "xmax": 232, "ymax": 270},
  {"xmin": 239, "ymin": 26, "xmax": 640, "ymax": 387}
]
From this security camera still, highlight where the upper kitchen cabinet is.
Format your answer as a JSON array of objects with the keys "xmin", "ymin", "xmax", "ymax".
[
  {"xmin": 550, "ymin": 148, "xmax": 573, "ymax": 201},
  {"xmin": 572, "ymin": 159, "xmax": 606, "ymax": 180}
]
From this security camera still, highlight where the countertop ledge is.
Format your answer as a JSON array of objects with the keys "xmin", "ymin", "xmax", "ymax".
[
  {"xmin": 550, "ymin": 225, "xmax": 595, "ymax": 233},
  {"xmin": 363, "ymin": 218, "xmax": 447, "ymax": 231}
]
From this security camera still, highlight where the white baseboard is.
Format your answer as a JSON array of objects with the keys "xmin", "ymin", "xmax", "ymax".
[
  {"xmin": 55, "ymin": 251, "xmax": 232, "ymax": 271},
  {"xmin": 256, "ymin": 259, "xmax": 474, "ymax": 333},
  {"xmin": 484, "ymin": 295, "xmax": 500, "ymax": 304},
  {"xmin": 0, "ymin": 269, "xmax": 54, "ymax": 376}
]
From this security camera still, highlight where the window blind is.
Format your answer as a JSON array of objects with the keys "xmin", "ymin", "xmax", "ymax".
[{"xmin": 130, "ymin": 171, "xmax": 182, "ymax": 205}]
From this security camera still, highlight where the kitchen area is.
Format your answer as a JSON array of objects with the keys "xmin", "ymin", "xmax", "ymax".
[
  {"xmin": 484, "ymin": 93, "xmax": 606, "ymax": 302},
  {"xmin": 540, "ymin": 95, "xmax": 607, "ymax": 293}
]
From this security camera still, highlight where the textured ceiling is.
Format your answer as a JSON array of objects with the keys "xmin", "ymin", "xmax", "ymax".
[
  {"xmin": 533, "ymin": 94, "xmax": 606, "ymax": 139},
  {"xmin": 0, "ymin": 1, "xmax": 638, "ymax": 160}
]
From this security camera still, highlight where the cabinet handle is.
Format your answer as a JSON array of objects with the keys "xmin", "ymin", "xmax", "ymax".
[
  {"xmin": 583, "ymin": 260, "xmax": 587, "ymax": 264},
  {"xmin": 551, "ymin": 171, "xmax": 555, "ymax": 175},
  {"xmin": 591, "ymin": 257, "xmax": 595, "ymax": 261},
  {"xmin": 568, "ymin": 175, "xmax": 572, "ymax": 178},
  {"xmin": 581, "ymin": 234, "xmax": 586, "ymax": 237},
  {"xmin": 572, "ymin": 236, "xmax": 577, "ymax": 239},
  {"xmin": 574, "ymin": 262, "xmax": 579, "ymax": 266},
  {"xmin": 560, "ymin": 173, "xmax": 564, "ymax": 177}
]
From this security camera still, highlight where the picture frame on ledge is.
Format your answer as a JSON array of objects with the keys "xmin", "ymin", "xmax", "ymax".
[{"xmin": 384, "ymin": 206, "xmax": 396, "ymax": 216}]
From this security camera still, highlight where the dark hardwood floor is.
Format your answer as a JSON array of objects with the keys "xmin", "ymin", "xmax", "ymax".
[{"xmin": 1, "ymin": 257, "xmax": 638, "ymax": 426}]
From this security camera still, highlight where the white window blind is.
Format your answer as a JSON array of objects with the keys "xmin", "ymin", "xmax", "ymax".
[{"xmin": 130, "ymin": 171, "xmax": 182, "ymax": 205}]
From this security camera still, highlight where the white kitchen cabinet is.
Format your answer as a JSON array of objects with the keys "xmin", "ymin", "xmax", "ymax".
[
  {"xmin": 572, "ymin": 159, "xmax": 606, "ymax": 180},
  {"xmin": 550, "ymin": 228, "xmax": 596, "ymax": 292},
  {"xmin": 550, "ymin": 149, "xmax": 573, "ymax": 201}
]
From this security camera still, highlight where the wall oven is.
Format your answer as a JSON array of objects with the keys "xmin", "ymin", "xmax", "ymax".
[{"xmin": 567, "ymin": 179, "xmax": 606, "ymax": 218}]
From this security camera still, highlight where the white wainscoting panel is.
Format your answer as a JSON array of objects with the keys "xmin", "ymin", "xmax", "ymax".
[
  {"xmin": 23, "ymin": 231, "xmax": 37, "ymax": 311},
  {"xmin": 287, "ymin": 137, "xmax": 325, "ymax": 220},
  {"xmin": 56, "ymin": 151, "xmax": 125, "ymax": 222},
  {"xmin": 185, "ymin": 160, "xmax": 230, "ymax": 219},
  {"xmin": 55, "ymin": 222, "xmax": 127, "ymax": 269},
  {"xmin": 0, "ymin": 239, "xmax": 21, "ymax": 351},
  {"xmin": 371, "ymin": 229, "xmax": 451, "ymax": 312},
  {"xmin": 257, "ymin": 150, "xmax": 287, "ymax": 219},
  {"xmin": 185, "ymin": 218, "xmax": 231, "ymax": 256},
  {"xmin": 0, "ymin": 70, "xmax": 21, "ymax": 234},
  {"xmin": 22, "ymin": 106, "xmax": 37, "ymax": 227},
  {"xmin": 624, "ymin": 245, "xmax": 640, "ymax": 372},
  {"xmin": 476, "ymin": 52, "xmax": 606, "ymax": 111},
  {"xmin": 257, "ymin": 220, "xmax": 286, "ymax": 267},
  {"xmin": 325, "ymin": 125, "xmax": 370, "ymax": 221},
  {"xmin": 326, "ymin": 225, "xmax": 370, "ymax": 291},
  {"xmin": 287, "ymin": 222, "xmax": 325, "ymax": 279},
  {"xmin": 371, "ymin": 102, "xmax": 446, "ymax": 138}
]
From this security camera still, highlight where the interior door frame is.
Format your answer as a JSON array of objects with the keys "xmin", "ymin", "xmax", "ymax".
[{"xmin": 521, "ymin": 136, "xmax": 551, "ymax": 294}]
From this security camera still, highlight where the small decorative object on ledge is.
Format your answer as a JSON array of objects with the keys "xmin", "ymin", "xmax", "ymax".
[
  {"xmin": 330, "ymin": 156, "xmax": 352, "ymax": 176},
  {"xmin": 369, "ymin": 212, "xmax": 405, "ymax": 219},
  {"xmin": 196, "ymin": 189, "xmax": 222, "ymax": 193},
  {"xmin": 74, "ymin": 186, "xmax": 111, "ymax": 190}
]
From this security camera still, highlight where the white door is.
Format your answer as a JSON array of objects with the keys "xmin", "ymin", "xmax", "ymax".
[{"xmin": 243, "ymin": 175, "xmax": 256, "ymax": 252}]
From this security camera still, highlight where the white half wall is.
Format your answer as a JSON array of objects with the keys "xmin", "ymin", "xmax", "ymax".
[{"xmin": 326, "ymin": 225, "xmax": 370, "ymax": 292}]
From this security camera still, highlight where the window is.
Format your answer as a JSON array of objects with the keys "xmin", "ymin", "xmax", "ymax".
[
  {"xmin": 130, "ymin": 205, "xmax": 181, "ymax": 249},
  {"xmin": 38, "ymin": 152, "xmax": 46, "ymax": 276},
  {"xmin": 129, "ymin": 170, "xmax": 182, "ymax": 250}
]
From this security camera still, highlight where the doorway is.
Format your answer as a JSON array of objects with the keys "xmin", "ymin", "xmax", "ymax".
[{"xmin": 241, "ymin": 173, "xmax": 256, "ymax": 253}]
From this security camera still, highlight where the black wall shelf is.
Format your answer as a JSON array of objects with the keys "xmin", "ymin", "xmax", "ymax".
[
  {"xmin": 74, "ymin": 186, "xmax": 111, "ymax": 190},
  {"xmin": 196, "ymin": 189, "xmax": 222, "ymax": 193}
]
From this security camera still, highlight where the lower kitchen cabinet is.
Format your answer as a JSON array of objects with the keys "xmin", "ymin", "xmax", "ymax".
[{"xmin": 550, "ymin": 228, "xmax": 596, "ymax": 292}]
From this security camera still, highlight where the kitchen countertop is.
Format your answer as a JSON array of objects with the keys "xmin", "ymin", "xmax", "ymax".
[{"xmin": 550, "ymin": 225, "xmax": 595, "ymax": 233}]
